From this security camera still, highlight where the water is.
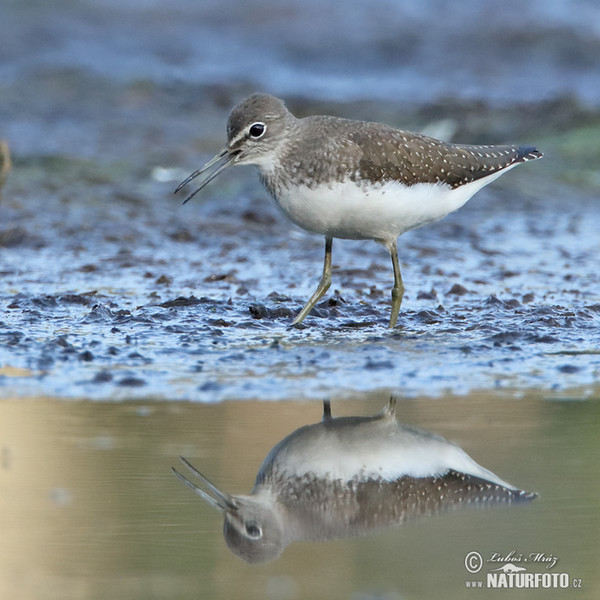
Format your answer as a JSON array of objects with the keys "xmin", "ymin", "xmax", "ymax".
[
  {"xmin": 2, "ymin": 0, "xmax": 600, "ymax": 401},
  {"xmin": 1, "ymin": 394, "xmax": 598, "ymax": 599},
  {"xmin": 1, "ymin": 180, "xmax": 599, "ymax": 401},
  {"xmin": 1, "ymin": 1, "xmax": 600, "ymax": 598}
]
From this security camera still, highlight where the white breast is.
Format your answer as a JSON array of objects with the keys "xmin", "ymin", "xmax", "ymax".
[
  {"xmin": 268, "ymin": 169, "xmax": 513, "ymax": 246},
  {"xmin": 262, "ymin": 420, "xmax": 517, "ymax": 491}
]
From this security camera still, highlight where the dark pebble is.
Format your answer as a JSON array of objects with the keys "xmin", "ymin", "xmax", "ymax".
[
  {"xmin": 117, "ymin": 376, "xmax": 146, "ymax": 387},
  {"xmin": 415, "ymin": 310, "xmax": 441, "ymax": 324},
  {"xmin": 448, "ymin": 283, "xmax": 469, "ymax": 296},
  {"xmin": 92, "ymin": 371, "xmax": 113, "ymax": 383},
  {"xmin": 0, "ymin": 227, "xmax": 30, "ymax": 247},
  {"xmin": 558, "ymin": 364, "xmax": 580, "ymax": 374},
  {"xmin": 198, "ymin": 381, "xmax": 220, "ymax": 392},
  {"xmin": 267, "ymin": 291, "xmax": 292, "ymax": 302},
  {"xmin": 82, "ymin": 304, "xmax": 114, "ymax": 323},
  {"xmin": 364, "ymin": 359, "xmax": 394, "ymax": 370},
  {"xmin": 168, "ymin": 228, "xmax": 194, "ymax": 242},
  {"xmin": 504, "ymin": 299, "xmax": 521, "ymax": 308},
  {"xmin": 522, "ymin": 293, "xmax": 535, "ymax": 304},
  {"xmin": 527, "ymin": 335, "xmax": 559, "ymax": 343},
  {"xmin": 488, "ymin": 331, "xmax": 522, "ymax": 345},
  {"xmin": 79, "ymin": 264, "xmax": 98, "ymax": 272},
  {"xmin": 249, "ymin": 304, "xmax": 294, "ymax": 319},
  {"xmin": 417, "ymin": 289, "xmax": 437, "ymax": 300},
  {"xmin": 326, "ymin": 293, "xmax": 345, "ymax": 307},
  {"xmin": 241, "ymin": 209, "xmax": 276, "ymax": 225},
  {"xmin": 341, "ymin": 320, "xmax": 377, "ymax": 328},
  {"xmin": 206, "ymin": 318, "xmax": 233, "ymax": 327},
  {"xmin": 58, "ymin": 293, "xmax": 95, "ymax": 306},
  {"xmin": 159, "ymin": 296, "xmax": 203, "ymax": 308},
  {"xmin": 204, "ymin": 273, "xmax": 231, "ymax": 282},
  {"xmin": 32, "ymin": 295, "xmax": 59, "ymax": 309},
  {"xmin": 79, "ymin": 350, "xmax": 94, "ymax": 361},
  {"xmin": 37, "ymin": 355, "xmax": 55, "ymax": 369},
  {"xmin": 54, "ymin": 335, "xmax": 72, "ymax": 349},
  {"xmin": 485, "ymin": 295, "xmax": 505, "ymax": 306}
]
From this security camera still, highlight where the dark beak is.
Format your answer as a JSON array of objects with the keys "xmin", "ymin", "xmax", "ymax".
[
  {"xmin": 172, "ymin": 456, "xmax": 237, "ymax": 512},
  {"xmin": 174, "ymin": 148, "xmax": 236, "ymax": 204}
]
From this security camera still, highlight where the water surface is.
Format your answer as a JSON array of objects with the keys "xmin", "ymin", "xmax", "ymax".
[{"xmin": 1, "ymin": 393, "xmax": 598, "ymax": 599}]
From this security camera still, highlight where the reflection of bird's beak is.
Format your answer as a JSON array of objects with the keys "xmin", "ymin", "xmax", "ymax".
[
  {"xmin": 174, "ymin": 148, "xmax": 236, "ymax": 205},
  {"xmin": 172, "ymin": 456, "xmax": 237, "ymax": 512}
]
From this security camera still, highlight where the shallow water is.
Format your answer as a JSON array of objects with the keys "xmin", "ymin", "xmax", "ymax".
[
  {"xmin": 1, "ymin": 394, "xmax": 598, "ymax": 600},
  {"xmin": 2, "ymin": 0, "xmax": 600, "ymax": 401},
  {"xmin": 1, "ymin": 178, "xmax": 599, "ymax": 401}
]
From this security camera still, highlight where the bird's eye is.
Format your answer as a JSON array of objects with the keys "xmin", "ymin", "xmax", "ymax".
[
  {"xmin": 248, "ymin": 122, "xmax": 266, "ymax": 139},
  {"xmin": 245, "ymin": 522, "xmax": 262, "ymax": 539}
]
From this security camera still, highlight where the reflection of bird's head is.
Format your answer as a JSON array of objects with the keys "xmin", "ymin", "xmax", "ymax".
[
  {"xmin": 173, "ymin": 397, "xmax": 537, "ymax": 564},
  {"xmin": 171, "ymin": 458, "xmax": 286, "ymax": 564},
  {"xmin": 222, "ymin": 494, "xmax": 285, "ymax": 564}
]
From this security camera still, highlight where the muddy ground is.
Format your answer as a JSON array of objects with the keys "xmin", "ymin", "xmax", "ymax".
[
  {"xmin": 2, "ymin": 105, "xmax": 599, "ymax": 401},
  {"xmin": 1, "ymin": 0, "xmax": 600, "ymax": 401}
]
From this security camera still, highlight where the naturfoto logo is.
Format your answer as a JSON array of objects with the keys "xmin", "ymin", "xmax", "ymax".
[{"xmin": 464, "ymin": 550, "xmax": 583, "ymax": 590}]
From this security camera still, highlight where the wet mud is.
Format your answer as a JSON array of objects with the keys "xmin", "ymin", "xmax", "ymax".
[
  {"xmin": 1, "ymin": 156, "xmax": 599, "ymax": 400},
  {"xmin": 1, "ymin": 0, "xmax": 600, "ymax": 401}
]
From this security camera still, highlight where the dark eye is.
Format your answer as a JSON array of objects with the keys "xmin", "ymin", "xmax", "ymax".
[
  {"xmin": 245, "ymin": 522, "xmax": 262, "ymax": 538},
  {"xmin": 248, "ymin": 122, "xmax": 266, "ymax": 139}
]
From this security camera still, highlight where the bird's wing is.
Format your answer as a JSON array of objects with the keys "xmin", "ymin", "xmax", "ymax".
[{"xmin": 346, "ymin": 123, "xmax": 542, "ymax": 188}]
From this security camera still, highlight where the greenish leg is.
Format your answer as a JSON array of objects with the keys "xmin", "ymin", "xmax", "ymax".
[
  {"xmin": 389, "ymin": 241, "xmax": 404, "ymax": 328},
  {"xmin": 293, "ymin": 237, "xmax": 333, "ymax": 326}
]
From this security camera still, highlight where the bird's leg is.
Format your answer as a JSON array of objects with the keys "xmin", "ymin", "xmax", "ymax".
[
  {"xmin": 322, "ymin": 399, "xmax": 332, "ymax": 421},
  {"xmin": 293, "ymin": 237, "xmax": 333, "ymax": 325},
  {"xmin": 389, "ymin": 240, "xmax": 404, "ymax": 328}
]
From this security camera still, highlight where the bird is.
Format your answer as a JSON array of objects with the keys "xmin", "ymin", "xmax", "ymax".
[
  {"xmin": 172, "ymin": 398, "xmax": 536, "ymax": 563},
  {"xmin": 175, "ymin": 93, "xmax": 542, "ymax": 327}
]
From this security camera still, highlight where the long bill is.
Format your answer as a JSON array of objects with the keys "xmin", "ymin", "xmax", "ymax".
[
  {"xmin": 174, "ymin": 148, "xmax": 236, "ymax": 205},
  {"xmin": 172, "ymin": 456, "xmax": 237, "ymax": 512}
]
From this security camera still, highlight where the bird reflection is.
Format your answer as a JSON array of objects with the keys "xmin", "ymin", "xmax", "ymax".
[{"xmin": 172, "ymin": 398, "xmax": 536, "ymax": 564}]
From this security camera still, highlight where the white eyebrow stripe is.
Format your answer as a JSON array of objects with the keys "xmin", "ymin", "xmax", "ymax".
[{"xmin": 229, "ymin": 130, "xmax": 247, "ymax": 146}]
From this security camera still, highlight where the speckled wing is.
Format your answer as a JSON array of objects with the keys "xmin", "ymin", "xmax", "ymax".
[
  {"xmin": 273, "ymin": 470, "xmax": 536, "ymax": 542},
  {"xmin": 356, "ymin": 470, "xmax": 537, "ymax": 525},
  {"xmin": 346, "ymin": 123, "xmax": 542, "ymax": 188}
]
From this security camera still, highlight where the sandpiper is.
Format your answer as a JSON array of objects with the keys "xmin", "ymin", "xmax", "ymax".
[
  {"xmin": 172, "ymin": 399, "xmax": 536, "ymax": 563},
  {"xmin": 175, "ymin": 94, "xmax": 542, "ymax": 327}
]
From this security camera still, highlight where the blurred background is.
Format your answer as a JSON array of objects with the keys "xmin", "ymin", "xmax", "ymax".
[
  {"xmin": 3, "ymin": 0, "xmax": 600, "ymax": 158},
  {"xmin": 1, "ymin": 1, "xmax": 599, "ymax": 598}
]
